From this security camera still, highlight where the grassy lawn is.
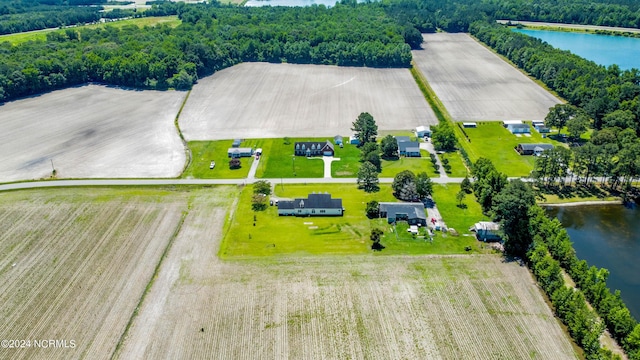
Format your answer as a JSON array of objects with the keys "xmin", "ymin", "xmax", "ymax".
[
  {"xmin": 0, "ymin": 16, "xmax": 180, "ymax": 45},
  {"xmin": 458, "ymin": 122, "xmax": 563, "ymax": 177},
  {"xmin": 256, "ymin": 138, "xmax": 327, "ymax": 178},
  {"xmin": 183, "ymin": 140, "xmax": 258, "ymax": 179},
  {"xmin": 432, "ymin": 183, "xmax": 489, "ymax": 235},
  {"xmin": 330, "ymin": 142, "xmax": 361, "ymax": 177},
  {"xmin": 440, "ymin": 151, "xmax": 469, "ymax": 177},
  {"xmin": 219, "ymin": 183, "xmax": 488, "ymax": 258},
  {"xmin": 380, "ymin": 157, "xmax": 439, "ymax": 178}
]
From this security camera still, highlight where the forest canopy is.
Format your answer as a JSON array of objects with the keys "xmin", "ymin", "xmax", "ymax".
[{"xmin": 0, "ymin": 3, "xmax": 412, "ymax": 102}]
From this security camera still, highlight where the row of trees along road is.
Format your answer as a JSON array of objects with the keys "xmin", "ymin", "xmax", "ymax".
[{"xmin": 472, "ymin": 157, "xmax": 640, "ymax": 359}]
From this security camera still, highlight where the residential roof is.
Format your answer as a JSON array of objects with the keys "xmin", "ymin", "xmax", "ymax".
[
  {"xmin": 519, "ymin": 143, "xmax": 554, "ymax": 151},
  {"xmin": 295, "ymin": 140, "xmax": 334, "ymax": 151},
  {"xmin": 228, "ymin": 147, "xmax": 253, "ymax": 153},
  {"xmin": 507, "ymin": 123, "xmax": 530, "ymax": 129},
  {"xmin": 395, "ymin": 136, "xmax": 411, "ymax": 143},
  {"xmin": 398, "ymin": 141, "xmax": 420, "ymax": 152},
  {"xmin": 379, "ymin": 202, "xmax": 427, "ymax": 221},
  {"xmin": 278, "ymin": 193, "xmax": 342, "ymax": 210},
  {"xmin": 503, "ymin": 120, "xmax": 523, "ymax": 125},
  {"xmin": 416, "ymin": 125, "xmax": 430, "ymax": 132},
  {"xmin": 473, "ymin": 221, "xmax": 500, "ymax": 232},
  {"xmin": 405, "ymin": 146, "xmax": 420, "ymax": 154}
]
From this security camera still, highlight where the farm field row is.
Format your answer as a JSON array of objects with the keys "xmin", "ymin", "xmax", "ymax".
[
  {"xmin": 412, "ymin": 33, "xmax": 561, "ymax": 122},
  {"xmin": 0, "ymin": 187, "xmax": 191, "ymax": 360},
  {"xmin": 179, "ymin": 62, "xmax": 438, "ymax": 141},
  {"xmin": 0, "ymin": 84, "xmax": 187, "ymax": 183}
]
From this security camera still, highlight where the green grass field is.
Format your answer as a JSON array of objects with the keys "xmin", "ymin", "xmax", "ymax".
[
  {"xmin": 458, "ymin": 122, "xmax": 563, "ymax": 176},
  {"xmin": 432, "ymin": 183, "xmax": 489, "ymax": 234},
  {"xmin": 330, "ymin": 142, "xmax": 361, "ymax": 177},
  {"xmin": 0, "ymin": 16, "xmax": 180, "ymax": 45},
  {"xmin": 379, "ymin": 156, "xmax": 440, "ymax": 178},
  {"xmin": 255, "ymin": 138, "xmax": 327, "ymax": 178},
  {"xmin": 183, "ymin": 140, "xmax": 258, "ymax": 179},
  {"xmin": 219, "ymin": 183, "xmax": 488, "ymax": 258},
  {"xmin": 440, "ymin": 151, "xmax": 469, "ymax": 177}
]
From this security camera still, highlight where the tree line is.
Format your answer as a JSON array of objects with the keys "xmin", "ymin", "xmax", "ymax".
[
  {"xmin": 379, "ymin": 0, "xmax": 640, "ymax": 34},
  {"xmin": 471, "ymin": 157, "xmax": 640, "ymax": 359},
  {"xmin": 0, "ymin": 2, "xmax": 412, "ymax": 103}
]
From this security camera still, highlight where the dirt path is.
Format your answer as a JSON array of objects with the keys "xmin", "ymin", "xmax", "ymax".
[{"xmin": 420, "ymin": 141, "xmax": 447, "ymax": 178}]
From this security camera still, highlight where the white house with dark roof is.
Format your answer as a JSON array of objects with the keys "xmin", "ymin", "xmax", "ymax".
[{"xmin": 277, "ymin": 193, "xmax": 344, "ymax": 217}]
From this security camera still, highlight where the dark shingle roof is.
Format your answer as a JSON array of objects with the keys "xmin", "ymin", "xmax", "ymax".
[
  {"xmin": 398, "ymin": 141, "xmax": 420, "ymax": 152},
  {"xmin": 379, "ymin": 202, "xmax": 426, "ymax": 220},
  {"xmin": 277, "ymin": 193, "xmax": 342, "ymax": 210}
]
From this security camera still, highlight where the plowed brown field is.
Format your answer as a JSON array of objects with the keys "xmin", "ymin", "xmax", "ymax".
[{"xmin": 0, "ymin": 188, "xmax": 189, "ymax": 360}]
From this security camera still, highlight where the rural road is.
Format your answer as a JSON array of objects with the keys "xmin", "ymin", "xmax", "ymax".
[{"xmin": 0, "ymin": 176, "xmax": 466, "ymax": 192}]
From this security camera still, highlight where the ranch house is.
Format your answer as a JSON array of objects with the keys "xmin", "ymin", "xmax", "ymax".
[
  {"xmin": 378, "ymin": 202, "xmax": 427, "ymax": 226},
  {"xmin": 396, "ymin": 136, "xmax": 420, "ymax": 157},
  {"xmin": 471, "ymin": 221, "xmax": 501, "ymax": 242},
  {"xmin": 228, "ymin": 147, "xmax": 254, "ymax": 158},
  {"xmin": 507, "ymin": 123, "xmax": 531, "ymax": 134},
  {"xmin": 294, "ymin": 140, "xmax": 335, "ymax": 157},
  {"xmin": 516, "ymin": 143, "xmax": 554, "ymax": 156},
  {"xmin": 277, "ymin": 193, "xmax": 344, "ymax": 217}
]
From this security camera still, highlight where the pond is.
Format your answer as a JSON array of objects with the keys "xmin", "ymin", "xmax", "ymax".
[
  {"xmin": 547, "ymin": 204, "xmax": 640, "ymax": 319},
  {"xmin": 513, "ymin": 28, "xmax": 640, "ymax": 71}
]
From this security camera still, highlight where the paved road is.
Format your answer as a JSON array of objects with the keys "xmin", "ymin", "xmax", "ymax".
[{"xmin": 0, "ymin": 176, "xmax": 466, "ymax": 192}]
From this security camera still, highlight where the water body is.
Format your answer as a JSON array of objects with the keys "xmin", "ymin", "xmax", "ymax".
[
  {"xmin": 513, "ymin": 28, "xmax": 640, "ymax": 71},
  {"xmin": 245, "ymin": 0, "xmax": 367, "ymax": 7},
  {"xmin": 547, "ymin": 205, "xmax": 640, "ymax": 319}
]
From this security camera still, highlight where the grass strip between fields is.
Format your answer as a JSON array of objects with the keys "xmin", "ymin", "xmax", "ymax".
[{"xmin": 110, "ymin": 206, "xmax": 190, "ymax": 359}]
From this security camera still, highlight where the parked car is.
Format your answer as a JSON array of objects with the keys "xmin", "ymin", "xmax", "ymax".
[{"xmin": 209, "ymin": 161, "xmax": 215, "ymax": 169}]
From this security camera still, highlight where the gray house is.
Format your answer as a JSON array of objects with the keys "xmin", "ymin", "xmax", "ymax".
[
  {"xmin": 516, "ymin": 143, "xmax": 554, "ymax": 156},
  {"xmin": 471, "ymin": 222, "xmax": 501, "ymax": 242},
  {"xmin": 228, "ymin": 147, "xmax": 254, "ymax": 158},
  {"xmin": 278, "ymin": 193, "xmax": 344, "ymax": 217},
  {"xmin": 378, "ymin": 202, "xmax": 427, "ymax": 226},
  {"xmin": 507, "ymin": 123, "xmax": 531, "ymax": 134},
  {"xmin": 398, "ymin": 140, "xmax": 421, "ymax": 157}
]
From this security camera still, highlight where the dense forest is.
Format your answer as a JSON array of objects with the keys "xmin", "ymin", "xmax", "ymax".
[{"xmin": 0, "ymin": 3, "xmax": 412, "ymax": 102}]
